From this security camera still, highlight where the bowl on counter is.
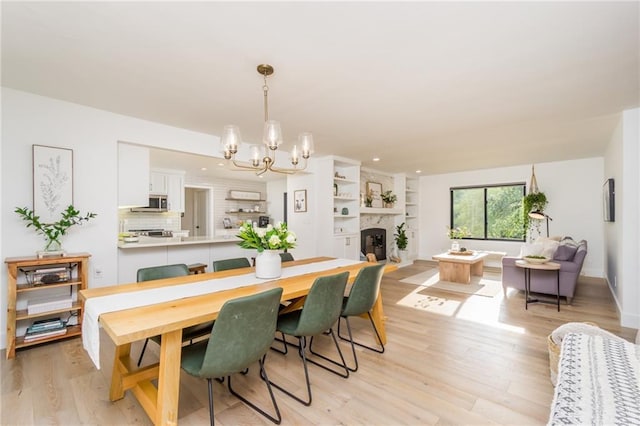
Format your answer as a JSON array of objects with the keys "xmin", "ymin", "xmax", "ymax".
[{"xmin": 123, "ymin": 236, "xmax": 139, "ymax": 243}]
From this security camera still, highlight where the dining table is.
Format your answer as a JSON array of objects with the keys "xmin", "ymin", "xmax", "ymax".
[{"xmin": 79, "ymin": 257, "xmax": 397, "ymax": 426}]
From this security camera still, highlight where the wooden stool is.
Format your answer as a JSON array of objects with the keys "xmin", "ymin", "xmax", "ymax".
[{"xmin": 188, "ymin": 263, "xmax": 207, "ymax": 274}]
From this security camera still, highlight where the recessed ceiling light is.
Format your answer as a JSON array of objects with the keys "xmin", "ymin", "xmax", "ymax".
[
  {"xmin": 201, "ymin": 167, "xmax": 207, "ymax": 171},
  {"xmin": 416, "ymin": 170, "xmax": 422, "ymax": 174},
  {"xmin": 218, "ymin": 162, "xmax": 225, "ymax": 167},
  {"xmin": 372, "ymin": 157, "xmax": 380, "ymax": 162}
]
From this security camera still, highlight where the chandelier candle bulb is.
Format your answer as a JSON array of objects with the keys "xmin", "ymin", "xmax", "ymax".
[{"xmin": 220, "ymin": 64, "xmax": 314, "ymax": 175}]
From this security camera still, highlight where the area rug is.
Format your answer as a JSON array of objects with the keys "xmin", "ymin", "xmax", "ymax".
[{"xmin": 399, "ymin": 268, "xmax": 503, "ymax": 298}]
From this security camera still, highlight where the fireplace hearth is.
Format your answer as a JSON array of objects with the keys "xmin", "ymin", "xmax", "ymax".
[{"xmin": 361, "ymin": 228, "xmax": 386, "ymax": 261}]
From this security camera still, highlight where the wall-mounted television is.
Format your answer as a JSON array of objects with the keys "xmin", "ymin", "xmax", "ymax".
[{"xmin": 603, "ymin": 178, "xmax": 615, "ymax": 222}]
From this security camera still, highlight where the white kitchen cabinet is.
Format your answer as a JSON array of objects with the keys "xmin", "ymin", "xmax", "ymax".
[
  {"xmin": 149, "ymin": 171, "xmax": 168, "ymax": 195},
  {"xmin": 150, "ymin": 169, "xmax": 185, "ymax": 212},
  {"xmin": 118, "ymin": 143, "xmax": 149, "ymax": 208},
  {"xmin": 166, "ymin": 173, "xmax": 185, "ymax": 213},
  {"xmin": 333, "ymin": 234, "xmax": 360, "ymax": 260}
]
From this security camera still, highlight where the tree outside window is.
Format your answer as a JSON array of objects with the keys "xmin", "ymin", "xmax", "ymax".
[{"xmin": 450, "ymin": 184, "xmax": 525, "ymax": 241}]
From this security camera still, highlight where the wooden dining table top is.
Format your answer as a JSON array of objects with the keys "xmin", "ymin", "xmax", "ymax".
[{"xmin": 80, "ymin": 257, "xmax": 396, "ymax": 347}]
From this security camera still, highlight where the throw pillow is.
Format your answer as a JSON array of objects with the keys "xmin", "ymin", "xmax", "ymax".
[
  {"xmin": 554, "ymin": 244, "xmax": 578, "ymax": 261},
  {"xmin": 520, "ymin": 243, "xmax": 544, "ymax": 258},
  {"xmin": 536, "ymin": 237, "xmax": 560, "ymax": 259},
  {"xmin": 559, "ymin": 236, "xmax": 580, "ymax": 248}
]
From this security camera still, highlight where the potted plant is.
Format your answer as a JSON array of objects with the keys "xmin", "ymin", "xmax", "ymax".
[
  {"xmin": 523, "ymin": 191, "xmax": 548, "ymax": 235},
  {"xmin": 15, "ymin": 205, "xmax": 97, "ymax": 254},
  {"xmin": 394, "ymin": 222, "xmax": 408, "ymax": 260},
  {"xmin": 365, "ymin": 190, "xmax": 373, "ymax": 208},
  {"xmin": 381, "ymin": 190, "xmax": 397, "ymax": 208},
  {"xmin": 447, "ymin": 226, "xmax": 470, "ymax": 251},
  {"xmin": 237, "ymin": 221, "xmax": 296, "ymax": 278}
]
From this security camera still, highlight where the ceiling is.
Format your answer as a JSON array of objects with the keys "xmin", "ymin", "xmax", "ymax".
[{"xmin": 2, "ymin": 2, "xmax": 638, "ymax": 179}]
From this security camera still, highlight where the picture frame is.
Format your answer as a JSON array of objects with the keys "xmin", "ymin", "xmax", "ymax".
[
  {"xmin": 294, "ymin": 189, "xmax": 307, "ymax": 212},
  {"xmin": 603, "ymin": 178, "xmax": 615, "ymax": 222},
  {"xmin": 33, "ymin": 145, "xmax": 73, "ymax": 223},
  {"xmin": 366, "ymin": 181, "xmax": 383, "ymax": 208},
  {"xmin": 223, "ymin": 217, "xmax": 232, "ymax": 229}
]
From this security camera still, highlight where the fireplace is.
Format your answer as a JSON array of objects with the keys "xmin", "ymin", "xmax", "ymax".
[{"xmin": 361, "ymin": 228, "xmax": 386, "ymax": 261}]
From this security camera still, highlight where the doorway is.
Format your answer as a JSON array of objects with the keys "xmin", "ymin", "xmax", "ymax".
[{"xmin": 183, "ymin": 186, "xmax": 213, "ymax": 237}]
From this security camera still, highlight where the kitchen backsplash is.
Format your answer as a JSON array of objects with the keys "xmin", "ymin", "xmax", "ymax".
[{"xmin": 118, "ymin": 210, "xmax": 181, "ymax": 233}]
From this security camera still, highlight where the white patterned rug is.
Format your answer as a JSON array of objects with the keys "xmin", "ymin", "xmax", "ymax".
[{"xmin": 399, "ymin": 268, "xmax": 503, "ymax": 298}]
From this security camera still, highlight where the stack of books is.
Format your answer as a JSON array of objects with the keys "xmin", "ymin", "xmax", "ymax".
[{"xmin": 24, "ymin": 318, "xmax": 67, "ymax": 342}]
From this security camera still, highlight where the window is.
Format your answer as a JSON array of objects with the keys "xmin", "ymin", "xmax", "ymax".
[{"xmin": 450, "ymin": 183, "xmax": 525, "ymax": 241}]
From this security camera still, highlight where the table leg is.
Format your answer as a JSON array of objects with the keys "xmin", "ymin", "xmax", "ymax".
[
  {"xmin": 156, "ymin": 329, "xmax": 182, "ymax": 426},
  {"xmin": 470, "ymin": 260, "xmax": 484, "ymax": 277},
  {"xmin": 369, "ymin": 294, "xmax": 387, "ymax": 345},
  {"xmin": 524, "ymin": 268, "xmax": 529, "ymax": 310},
  {"xmin": 109, "ymin": 343, "xmax": 132, "ymax": 401},
  {"xmin": 556, "ymin": 270, "xmax": 560, "ymax": 312}
]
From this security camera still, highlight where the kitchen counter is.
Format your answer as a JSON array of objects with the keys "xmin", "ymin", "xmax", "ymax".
[{"xmin": 118, "ymin": 235, "xmax": 241, "ymax": 249}]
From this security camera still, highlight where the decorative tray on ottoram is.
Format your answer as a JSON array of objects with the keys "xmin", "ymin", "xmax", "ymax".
[{"xmin": 448, "ymin": 250, "xmax": 474, "ymax": 256}]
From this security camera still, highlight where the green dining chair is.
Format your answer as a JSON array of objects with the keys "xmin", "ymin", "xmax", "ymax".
[
  {"xmin": 136, "ymin": 264, "xmax": 214, "ymax": 366},
  {"xmin": 279, "ymin": 252, "xmax": 294, "ymax": 262},
  {"xmin": 269, "ymin": 271, "xmax": 350, "ymax": 406},
  {"xmin": 181, "ymin": 287, "xmax": 284, "ymax": 425},
  {"xmin": 336, "ymin": 263, "xmax": 386, "ymax": 372},
  {"xmin": 212, "ymin": 257, "xmax": 251, "ymax": 272}
]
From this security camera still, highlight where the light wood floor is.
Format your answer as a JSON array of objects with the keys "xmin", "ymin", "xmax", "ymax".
[{"xmin": 2, "ymin": 260, "xmax": 637, "ymax": 425}]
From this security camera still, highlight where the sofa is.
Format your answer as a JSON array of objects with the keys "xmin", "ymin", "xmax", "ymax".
[{"xmin": 501, "ymin": 236, "xmax": 587, "ymax": 304}]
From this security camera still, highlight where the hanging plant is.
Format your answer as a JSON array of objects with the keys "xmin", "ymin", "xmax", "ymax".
[{"xmin": 523, "ymin": 192, "xmax": 548, "ymax": 231}]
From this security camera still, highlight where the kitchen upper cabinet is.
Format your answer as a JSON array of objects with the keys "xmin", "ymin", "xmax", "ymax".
[
  {"xmin": 118, "ymin": 143, "xmax": 149, "ymax": 208},
  {"xmin": 166, "ymin": 173, "xmax": 185, "ymax": 213},
  {"xmin": 150, "ymin": 169, "xmax": 185, "ymax": 212},
  {"xmin": 149, "ymin": 171, "xmax": 168, "ymax": 195}
]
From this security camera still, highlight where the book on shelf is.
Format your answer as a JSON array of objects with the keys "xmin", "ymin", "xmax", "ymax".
[
  {"xmin": 24, "ymin": 327, "xmax": 67, "ymax": 342},
  {"xmin": 28, "ymin": 318, "xmax": 64, "ymax": 332}
]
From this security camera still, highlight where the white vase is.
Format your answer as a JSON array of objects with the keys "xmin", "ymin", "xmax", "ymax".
[
  {"xmin": 255, "ymin": 250, "xmax": 282, "ymax": 279},
  {"xmin": 451, "ymin": 240, "xmax": 460, "ymax": 252}
]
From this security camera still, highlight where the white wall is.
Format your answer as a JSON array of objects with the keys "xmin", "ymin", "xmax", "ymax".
[
  {"xmin": 605, "ymin": 108, "xmax": 640, "ymax": 328},
  {"xmin": 418, "ymin": 158, "xmax": 606, "ymax": 278}
]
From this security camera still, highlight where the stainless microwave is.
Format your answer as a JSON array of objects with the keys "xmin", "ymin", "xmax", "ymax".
[{"xmin": 130, "ymin": 195, "xmax": 168, "ymax": 212}]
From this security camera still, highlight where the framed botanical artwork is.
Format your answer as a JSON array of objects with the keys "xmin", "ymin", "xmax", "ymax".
[
  {"xmin": 33, "ymin": 145, "xmax": 73, "ymax": 223},
  {"xmin": 366, "ymin": 181, "xmax": 383, "ymax": 208},
  {"xmin": 294, "ymin": 189, "xmax": 307, "ymax": 212}
]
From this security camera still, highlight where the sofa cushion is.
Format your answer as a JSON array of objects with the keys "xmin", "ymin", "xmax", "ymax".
[
  {"xmin": 554, "ymin": 244, "xmax": 578, "ymax": 261},
  {"xmin": 520, "ymin": 243, "xmax": 543, "ymax": 257}
]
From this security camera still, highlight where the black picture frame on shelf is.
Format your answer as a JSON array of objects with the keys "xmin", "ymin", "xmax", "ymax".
[{"xmin": 603, "ymin": 178, "xmax": 615, "ymax": 222}]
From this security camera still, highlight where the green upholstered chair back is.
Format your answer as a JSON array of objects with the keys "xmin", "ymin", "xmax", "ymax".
[
  {"xmin": 192, "ymin": 287, "xmax": 283, "ymax": 378},
  {"xmin": 291, "ymin": 271, "xmax": 349, "ymax": 336},
  {"xmin": 279, "ymin": 252, "xmax": 295, "ymax": 262},
  {"xmin": 137, "ymin": 264, "xmax": 189, "ymax": 282},
  {"xmin": 212, "ymin": 257, "xmax": 251, "ymax": 272},
  {"xmin": 341, "ymin": 264, "xmax": 385, "ymax": 317}
]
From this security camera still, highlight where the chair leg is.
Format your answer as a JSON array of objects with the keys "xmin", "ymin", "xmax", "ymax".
[
  {"xmin": 137, "ymin": 338, "xmax": 150, "ymax": 367},
  {"xmin": 307, "ymin": 328, "xmax": 350, "ymax": 378},
  {"xmin": 337, "ymin": 313, "xmax": 385, "ymax": 356},
  {"xmin": 270, "ymin": 331, "xmax": 291, "ymax": 355},
  {"xmin": 267, "ymin": 336, "xmax": 314, "ymax": 406},
  {"xmin": 207, "ymin": 378, "xmax": 215, "ymax": 426},
  {"xmin": 337, "ymin": 316, "xmax": 359, "ymax": 372},
  {"xmin": 228, "ymin": 356, "xmax": 282, "ymax": 424}
]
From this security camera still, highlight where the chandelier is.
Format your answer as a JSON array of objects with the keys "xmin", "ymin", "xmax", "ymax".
[{"xmin": 219, "ymin": 64, "xmax": 314, "ymax": 175}]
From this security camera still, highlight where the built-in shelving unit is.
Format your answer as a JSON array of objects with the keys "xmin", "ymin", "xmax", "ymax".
[
  {"xmin": 316, "ymin": 156, "xmax": 361, "ymax": 260},
  {"xmin": 223, "ymin": 197, "xmax": 268, "ymax": 217}
]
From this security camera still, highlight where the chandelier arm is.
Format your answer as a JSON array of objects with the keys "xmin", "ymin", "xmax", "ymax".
[{"xmin": 229, "ymin": 159, "xmax": 264, "ymax": 172}]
